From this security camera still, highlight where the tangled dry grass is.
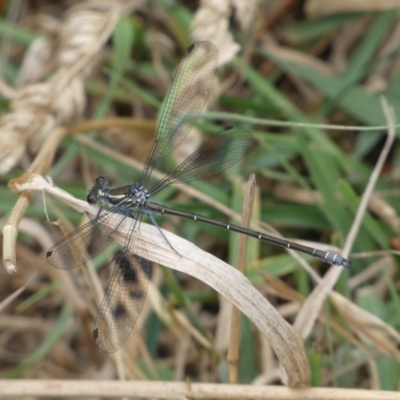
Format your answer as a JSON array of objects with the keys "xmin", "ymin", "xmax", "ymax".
[{"xmin": 1, "ymin": 0, "xmax": 400, "ymax": 398}]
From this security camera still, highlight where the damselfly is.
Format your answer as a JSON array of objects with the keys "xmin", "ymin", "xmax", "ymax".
[{"xmin": 47, "ymin": 41, "xmax": 352, "ymax": 353}]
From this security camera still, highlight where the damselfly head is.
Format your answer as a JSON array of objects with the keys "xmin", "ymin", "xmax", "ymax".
[{"xmin": 87, "ymin": 176, "xmax": 109, "ymax": 204}]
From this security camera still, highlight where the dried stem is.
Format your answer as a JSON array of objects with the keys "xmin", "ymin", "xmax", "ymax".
[{"xmin": 227, "ymin": 174, "xmax": 257, "ymax": 384}]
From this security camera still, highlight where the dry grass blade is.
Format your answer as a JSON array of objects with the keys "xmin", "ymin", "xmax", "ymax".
[
  {"xmin": 0, "ymin": 379, "xmax": 399, "ymax": 399},
  {"xmin": 0, "ymin": 2, "xmax": 131, "ymax": 175},
  {"xmin": 227, "ymin": 174, "xmax": 257, "ymax": 384},
  {"xmin": 1, "ymin": 2, "xmax": 145, "ymax": 272},
  {"xmin": 330, "ymin": 292, "xmax": 400, "ymax": 361},
  {"xmin": 13, "ymin": 173, "xmax": 310, "ymax": 387},
  {"xmin": 2, "ymin": 127, "xmax": 66, "ymax": 273},
  {"xmin": 0, "ymin": 272, "xmax": 37, "ymax": 312},
  {"xmin": 191, "ymin": 0, "xmax": 240, "ymax": 66},
  {"xmin": 294, "ymin": 97, "xmax": 396, "ymax": 339}
]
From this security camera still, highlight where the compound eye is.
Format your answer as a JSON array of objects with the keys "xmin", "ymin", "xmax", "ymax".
[
  {"xmin": 87, "ymin": 193, "xmax": 98, "ymax": 204},
  {"xmin": 96, "ymin": 176, "xmax": 107, "ymax": 186}
]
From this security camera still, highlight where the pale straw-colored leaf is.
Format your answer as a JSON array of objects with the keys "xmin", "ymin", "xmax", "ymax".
[
  {"xmin": 13, "ymin": 173, "xmax": 310, "ymax": 387},
  {"xmin": 16, "ymin": 36, "xmax": 54, "ymax": 87},
  {"xmin": 231, "ymin": 0, "xmax": 260, "ymax": 31},
  {"xmin": 0, "ymin": 2, "xmax": 133, "ymax": 174},
  {"xmin": 191, "ymin": 0, "xmax": 259, "ymax": 65},
  {"xmin": 330, "ymin": 291, "xmax": 400, "ymax": 361},
  {"xmin": 191, "ymin": 0, "xmax": 240, "ymax": 66}
]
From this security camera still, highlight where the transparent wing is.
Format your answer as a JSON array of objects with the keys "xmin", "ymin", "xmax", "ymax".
[
  {"xmin": 140, "ymin": 41, "xmax": 218, "ymax": 186},
  {"xmin": 149, "ymin": 127, "xmax": 253, "ymax": 195},
  {"xmin": 93, "ymin": 251, "xmax": 151, "ymax": 353},
  {"xmin": 48, "ymin": 203, "xmax": 151, "ymax": 353},
  {"xmin": 46, "ymin": 214, "xmax": 118, "ymax": 270}
]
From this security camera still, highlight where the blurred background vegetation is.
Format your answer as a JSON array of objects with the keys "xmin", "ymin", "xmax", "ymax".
[{"xmin": 1, "ymin": 0, "xmax": 400, "ymax": 393}]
